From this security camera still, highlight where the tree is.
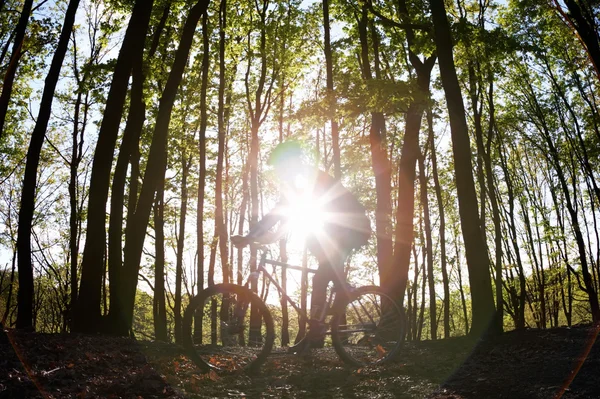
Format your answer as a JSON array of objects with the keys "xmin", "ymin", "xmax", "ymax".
[
  {"xmin": 0, "ymin": 0, "xmax": 33, "ymax": 139},
  {"xmin": 117, "ymin": 0, "xmax": 211, "ymax": 336},
  {"xmin": 75, "ymin": 0, "xmax": 155, "ymax": 333},
  {"xmin": 16, "ymin": 0, "xmax": 80, "ymax": 329},
  {"xmin": 429, "ymin": 0, "xmax": 496, "ymax": 336}
]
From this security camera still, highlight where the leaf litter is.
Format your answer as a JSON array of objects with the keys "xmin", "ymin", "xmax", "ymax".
[{"xmin": 1, "ymin": 324, "xmax": 599, "ymax": 398}]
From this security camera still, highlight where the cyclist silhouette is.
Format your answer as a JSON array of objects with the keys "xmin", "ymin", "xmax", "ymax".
[{"xmin": 231, "ymin": 141, "xmax": 371, "ymax": 353}]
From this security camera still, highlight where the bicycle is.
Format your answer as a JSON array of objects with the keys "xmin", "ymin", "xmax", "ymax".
[{"xmin": 182, "ymin": 244, "xmax": 405, "ymax": 373}]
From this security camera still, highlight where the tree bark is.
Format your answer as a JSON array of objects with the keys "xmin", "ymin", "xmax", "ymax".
[
  {"xmin": 174, "ymin": 151, "xmax": 190, "ymax": 344},
  {"xmin": 16, "ymin": 0, "xmax": 80, "ymax": 329},
  {"xmin": 194, "ymin": 9, "xmax": 210, "ymax": 343},
  {"xmin": 357, "ymin": 6, "xmax": 393, "ymax": 284},
  {"xmin": 418, "ymin": 150, "xmax": 436, "ymax": 339},
  {"xmin": 0, "ymin": 0, "xmax": 33, "ymax": 139},
  {"xmin": 428, "ymin": 109, "xmax": 450, "ymax": 338},
  {"xmin": 75, "ymin": 0, "xmax": 154, "ymax": 333},
  {"xmin": 429, "ymin": 0, "xmax": 496, "ymax": 336},
  {"xmin": 216, "ymin": 0, "xmax": 229, "ymax": 286},
  {"xmin": 323, "ymin": 0, "xmax": 340, "ymax": 179},
  {"xmin": 115, "ymin": 0, "xmax": 210, "ymax": 335},
  {"xmin": 107, "ymin": 1, "xmax": 169, "ymax": 327},
  {"xmin": 380, "ymin": 0, "xmax": 436, "ymax": 306},
  {"xmin": 556, "ymin": 0, "xmax": 600, "ymax": 82},
  {"xmin": 153, "ymin": 177, "xmax": 168, "ymax": 341}
]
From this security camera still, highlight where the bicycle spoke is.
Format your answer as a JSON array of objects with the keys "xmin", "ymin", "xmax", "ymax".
[
  {"xmin": 331, "ymin": 287, "xmax": 404, "ymax": 367},
  {"xmin": 183, "ymin": 284, "xmax": 274, "ymax": 373}
]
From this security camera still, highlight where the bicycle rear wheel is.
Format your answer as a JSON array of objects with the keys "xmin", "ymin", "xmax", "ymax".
[
  {"xmin": 330, "ymin": 286, "xmax": 404, "ymax": 367},
  {"xmin": 182, "ymin": 283, "xmax": 275, "ymax": 373}
]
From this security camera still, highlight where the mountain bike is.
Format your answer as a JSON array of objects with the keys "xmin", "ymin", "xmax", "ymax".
[{"xmin": 182, "ymin": 245, "xmax": 405, "ymax": 373}]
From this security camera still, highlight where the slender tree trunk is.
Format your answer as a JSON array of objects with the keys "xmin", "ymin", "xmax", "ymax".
[
  {"xmin": 16, "ymin": 0, "xmax": 80, "ymax": 329},
  {"xmin": 430, "ymin": 0, "xmax": 496, "ymax": 336},
  {"xmin": 75, "ymin": 0, "xmax": 154, "ymax": 333},
  {"xmin": 0, "ymin": 0, "xmax": 33, "ymax": 139},
  {"xmin": 208, "ymin": 232, "xmax": 218, "ymax": 345},
  {"xmin": 174, "ymin": 153, "xmax": 190, "ymax": 344},
  {"xmin": 428, "ymin": 109, "xmax": 450, "ymax": 338},
  {"xmin": 245, "ymin": 0, "xmax": 274, "ymax": 345},
  {"xmin": 455, "ymin": 235, "xmax": 469, "ymax": 335},
  {"xmin": 238, "ymin": 163, "xmax": 249, "ymax": 286},
  {"xmin": 68, "ymin": 89, "xmax": 83, "ymax": 330},
  {"xmin": 153, "ymin": 178, "xmax": 168, "ymax": 341},
  {"xmin": 484, "ymin": 78, "xmax": 503, "ymax": 332},
  {"xmin": 323, "ymin": 0, "xmax": 340, "ymax": 179},
  {"xmin": 107, "ymin": 2, "xmax": 169, "ymax": 328},
  {"xmin": 357, "ymin": 7, "xmax": 393, "ymax": 285},
  {"xmin": 107, "ymin": 47, "xmax": 145, "ymax": 325},
  {"xmin": 498, "ymin": 138, "xmax": 526, "ymax": 328},
  {"xmin": 418, "ymin": 150, "xmax": 436, "ymax": 339},
  {"xmin": 276, "ymin": 42, "xmax": 290, "ymax": 344},
  {"xmin": 116, "ymin": 0, "xmax": 210, "ymax": 335},
  {"xmin": 194, "ymin": 9, "xmax": 210, "ymax": 343},
  {"xmin": 216, "ymin": 0, "xmax": 229, "ymax": 286},
  {"xmin": 1, "ymin": 249, "xmax": 16, "ymax": 325}
]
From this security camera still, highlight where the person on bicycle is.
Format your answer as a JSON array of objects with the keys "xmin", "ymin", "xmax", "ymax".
[{"xmin": 231, "ymin": 140, "xmax": 371, "ymax": 353}]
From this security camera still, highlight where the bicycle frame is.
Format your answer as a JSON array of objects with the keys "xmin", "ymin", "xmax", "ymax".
[{"xmin": 245, "ymin": 248, "xmax": 337, "ymax": 325}]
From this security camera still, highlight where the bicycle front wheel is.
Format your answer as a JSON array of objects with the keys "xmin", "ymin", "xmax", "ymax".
[
  {"xmin": 182, "ymin": 283, "xmax": 275, "ymax": 373},
  {"xmin": 330, "ymin": 286, "xmax": 405, "ymax": 367}
]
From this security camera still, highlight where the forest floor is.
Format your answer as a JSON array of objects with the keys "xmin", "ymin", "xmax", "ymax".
[{"xmin": 1, "ymin": 324, "xmax": 599, "ymax": 398}]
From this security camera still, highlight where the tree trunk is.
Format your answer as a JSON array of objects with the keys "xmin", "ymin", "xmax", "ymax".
[
  {"xmin": 557, "ymin": 0, "xmax": 600, "ymax": 82},
  {"xmin": 245, "ymin": 0, "xmax": 274, "ymax": 345},
  {"xmin": 498, "ymin": 138, "xmax": 526, "ymax": 329},
  {"xmin": 16, "ymin": 0, "xmax": 80, "ymax": 329},
  {"xmin": 174, "ymin": 152, "xmax": 190, "ymax": 344},
  {"xmin": 0, "ymin": 0, "xmax": 33, "ymax": 139},
  {"xmin": 153, "ymin": 178, "xmax": 168, "ymax": 341},
  {"xmin": 428, "ymin": 109, "xmax": 450, "ymax": 338},
  {"xmin": 75, "ymin": 0, "xmax": 155, "ymax": 333},
  {"xmin": 357, "ymin": 6, "xmax": 393, "ymax": 285},
  {"xmin": 455, "ymin": 234, "xmax": 469, "ymax": 335},
  {"xmin": 208, "ymin": 232, "xmax": 218, "ymax": 345},
  {"xmin": 418, "ymin": 150, "xmax": 436, "ymax": 339},
  {"xmin": 115, "ymin": 0, "xmax": 210, "ymax": 335},
  {"xmin": 194, "ymin": 9, "xmax": 210, "ymax": 343},
  {"xmin": 107, "ymin": 1, "xmax": 169, "ymax": 328},
  {"xmin": 323, "ymin": 0, "xmax": 340, "ymax": 179},
  {"xmin": 1, "ymin": 249, "xmax": 16, "ymax": 326},
  {"xmin": 68, "ymin": 89, "xmax": 83, "ymax": 330},
  {"xmin": 216, "ymin": 0, "xmax": 229, "ymax": 286},
  {"xmin": 484, "ymin": 78, "xmax": 503, "ymax": 333},
  {"xmin": 429, "ymin": 0, "xmax": 496, "ymax": 336}
]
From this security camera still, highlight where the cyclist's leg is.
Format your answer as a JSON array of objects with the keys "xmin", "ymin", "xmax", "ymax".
[
  {"xmin": 310, "ymin": 264, "xmax": 334, "ymax": 322},
  {"xmin": 330, "ymin": 246, "xmax": 354, "ymax": 314}
]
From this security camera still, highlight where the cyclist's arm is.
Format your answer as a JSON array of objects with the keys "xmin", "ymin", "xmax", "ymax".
[
  {"xmin": 234, "ymin": 202, "xmax": 288, "ymax": 246},
  {"xmin": 251, "ymin": 218, "xmax": 290, "ymax": 244}
]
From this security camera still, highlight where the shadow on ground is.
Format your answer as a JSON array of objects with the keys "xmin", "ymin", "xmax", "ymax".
[{"xmin": 1, "ymin": 324, "xmax": 599, "ymax": 398}]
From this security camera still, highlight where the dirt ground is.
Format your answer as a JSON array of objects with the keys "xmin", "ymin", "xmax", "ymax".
[{"xmin": 1, "ymin": 324, "xmax": 599, "ymax": 398}]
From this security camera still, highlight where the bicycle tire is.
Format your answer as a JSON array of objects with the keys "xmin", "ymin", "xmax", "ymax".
[
  {"xmin": 182, "ymin": 283, "xmax": 275, "ymax": 373},
  {"xmin": 330, "ymin": 285, "xmax": 405, "ymax": 367}
]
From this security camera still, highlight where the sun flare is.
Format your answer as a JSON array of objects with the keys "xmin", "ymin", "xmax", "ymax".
[{"xmin": 283, "ymin": 190, "xmax": 327, "ymax": 241}]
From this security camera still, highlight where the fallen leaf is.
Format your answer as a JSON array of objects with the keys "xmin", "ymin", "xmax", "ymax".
[
  {"xmin": 376, "ymin": 345, "xmax": 387, "ymax": 358},
  {"xmin": 209, "ymin": 370, "xmax": 220, "ymax": 381}
]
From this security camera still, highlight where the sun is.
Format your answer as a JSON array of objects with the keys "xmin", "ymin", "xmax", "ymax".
[{"xmin": 281, "ymin": 175, "xmax": 328, "ymax": 242}]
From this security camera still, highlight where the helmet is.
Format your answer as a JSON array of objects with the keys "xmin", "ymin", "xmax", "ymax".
[{"xmin": 267, "ymin": 140, "xmax": 305, "ymax": 167}]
